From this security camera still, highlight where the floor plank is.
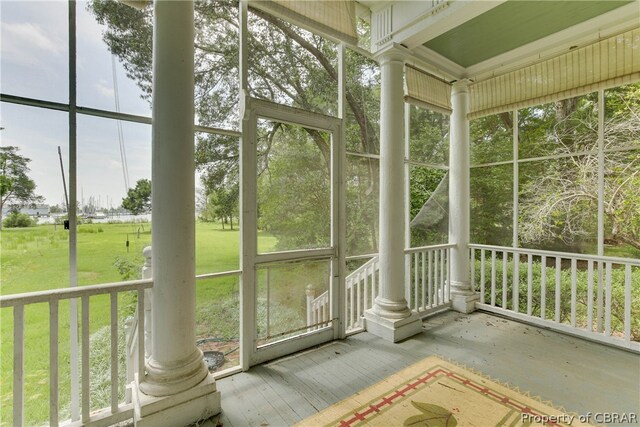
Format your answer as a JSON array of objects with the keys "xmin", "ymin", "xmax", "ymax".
[{"xmin": 206, "ymin": 311, "xmax": 640, "ymax": 427}]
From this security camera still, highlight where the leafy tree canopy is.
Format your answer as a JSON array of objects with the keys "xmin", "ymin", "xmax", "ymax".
[
  {"xmin": 122, "ymin": 178, "xmax": 151, "ymax": 215},
  {"xmin": 0, "ymin": 145, "xmax": 42, "ymax": 229}
]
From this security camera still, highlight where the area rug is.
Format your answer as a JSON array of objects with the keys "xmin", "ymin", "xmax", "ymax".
[{"xmin": 296, "ymin": 356, "xmax": 588, "ymax": 426}]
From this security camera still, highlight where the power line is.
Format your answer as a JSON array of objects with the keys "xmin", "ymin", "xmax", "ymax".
[{"xmin": 112, "ymin": 55, "xmax": 131, "ymax": 192}]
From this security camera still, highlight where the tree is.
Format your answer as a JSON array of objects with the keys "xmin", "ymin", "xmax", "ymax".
[
  {"xmin": 201, "ymin": 184, "xmax": 239, "ymax": 230},
  {"xmin": 122, "ymin": 179, "xmax": 151, "ymax": 215},
  {"xmin": 257, "ymin": 125, "xmax": 331, "ymax": 250},
  {"xmin": 0, "ymin": 146, "xmax": 42, "ymax": 230},
  {"xmin": 518, "ymin": 85, "xmax": 640, "ymax": 252},
  {"xmin": 88, "ymin": 0, "xmax": 382, "ymax": 253}
]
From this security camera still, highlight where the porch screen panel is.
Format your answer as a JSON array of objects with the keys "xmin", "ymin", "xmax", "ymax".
[
  {"xmin": 250, "ymin": 0, "xmax": 357, "ymax": 45},
  {"xmin": 469, "ymin": 28, "xmax": 640, "ymax": 119},
  {"xmin": 404, "ymin": 65, "xmax": 452, "ymax": 115}
]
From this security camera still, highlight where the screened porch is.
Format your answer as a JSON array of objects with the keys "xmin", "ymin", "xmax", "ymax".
[{"xmin": 1, "ymin": 0, "xmax": 639, "ymax": 426}]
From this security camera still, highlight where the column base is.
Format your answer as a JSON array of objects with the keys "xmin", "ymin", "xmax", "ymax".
[
  {"xmin": 133, "ymin": 374, "xmax": 221, "ymax": 427},
  {"xmin": 364, "ymin": 309, "xmax": 423, "ymax": 342},
  {"xmin": 450, "ymin": 281, "xmax": 479, "ymax": 314}
]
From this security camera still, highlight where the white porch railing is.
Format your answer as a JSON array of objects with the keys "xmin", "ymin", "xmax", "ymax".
[
  {"xmin": 305, "ymin": 255, "xmax": 380, "ymax": 334},
  {"xmin": 306, "ymin": 285, "xmax": 330, "ymax": 331},
  {"xmin": 345, "ymin": 255, "xmax": 380, "ymax": 332},
  {"xmin": 308, "ymin": 245, "xmax": 454, "ymax": 334},
  {"xmin": 470, "ymin": 244, "xmax": 640, "ymax": 352},
  {"xmin": 405, "ymin": 244, "xmax": 453, "ymax": 315},
  {"xmin": 0, "ymin": 279, "xmax": 152, "ymax": 427}
]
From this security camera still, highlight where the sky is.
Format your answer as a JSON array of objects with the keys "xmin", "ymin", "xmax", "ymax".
[{"xmin": 1, "ymin": 0, "xmax": 153, "ymax": 208}]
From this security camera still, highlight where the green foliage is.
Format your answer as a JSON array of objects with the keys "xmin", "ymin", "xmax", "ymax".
[
  {"xmin": 49, "ymin": 204, "xmax": 63, "ymax": 214},
  {"xmin": 2, "ymin": 212, "xmax": 36, "ymax": 228},
  {"xmin": 88, "ymin": 0, "xmax": 381, "ymax": 254},
  {"xmin": 345, "ymin": 156, "xmax": 379, "ymax": 255},
  {"xmin": 409, "ymin": 167, "xmax": 447, "ymax": 247},
  {"xmin": 0, "ymin": 146, "xmax": 43, "ymax": 228},
  {"xmin": 409, "ymin": 105, "xmax": 449, "ymax": 165},
  {"xmin": 200, "ymin": 184, "xmax": 239, "ymax": 230},
  {"xmin": 121, "ymin": 178, "xmax": 151, "ymax": 215},
  {"xmin": 258, "ymin": 124, "xmax": 330, "ymax": 250},
  {"xmin": 113, "ymin": 255, "xmax": 141, "ymax": 281}
]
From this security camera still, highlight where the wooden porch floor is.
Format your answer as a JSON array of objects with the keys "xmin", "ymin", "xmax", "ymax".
[{"xmin": 207, "ymin": 311, "xmax": 639, "ymax": 427}]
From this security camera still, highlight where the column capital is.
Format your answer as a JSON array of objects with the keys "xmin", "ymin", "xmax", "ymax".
[
  {"xmin": 452, "ymin": 79, "xmax": 472, "ymax": 93},
  {"xmin": 374, "ymin": 43, "xmax": 409, "ymax": 66}
]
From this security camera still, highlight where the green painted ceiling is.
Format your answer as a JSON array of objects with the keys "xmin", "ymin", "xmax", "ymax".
[{"xmin": 423, "ymin": 0, "xmax": 633, "ymax": 68}]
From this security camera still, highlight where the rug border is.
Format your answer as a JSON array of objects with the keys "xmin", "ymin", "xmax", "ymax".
[{"xmin": 295, "ymin": 354, "xmax": 585, "ymax": 427}]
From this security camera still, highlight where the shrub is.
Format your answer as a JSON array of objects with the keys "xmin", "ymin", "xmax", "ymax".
[
  {"xmin": 2, "ymin": 212, "xmax": 36, "ymax": 228},
  {"xmin": 113, "ymin": 256, "xmax": 141, "ymax": 281}
]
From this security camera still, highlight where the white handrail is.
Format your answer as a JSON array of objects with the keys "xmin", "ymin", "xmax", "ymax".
[
  {"xmin": 470, "ymin": 244, "xmax": 639, "ymax": 351},
  {"xmin": 1, "ymin": 280, "xmax": 151, "ymax": 426},
  {"xmin": 469, "ymin": 244, "xmax": 640, "ymax": 266}
]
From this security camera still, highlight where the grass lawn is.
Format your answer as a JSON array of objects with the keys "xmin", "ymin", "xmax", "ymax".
[{"xmin": 0, "ymin": 221, "xmax": 276, "ymax": 426}]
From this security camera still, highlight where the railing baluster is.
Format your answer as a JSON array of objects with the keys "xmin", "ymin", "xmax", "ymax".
[
  {"xmin": 570, "ymin": 258, "xmax": 577, "ymax": 327},
  {"xmin": 527, "ymin": 254, "xmax": 533, "ymax": 316},
  {"xmin": 605, "ymin": 262, "xmax": 612, "ymax": 336},
  {"xmin": 434, "ymin": 250, "xmax": 439, "ymax": 306},
  {"xmin": 428, "ymin": 250, "xmax": 433, "ymax": 308},
  {"xmin": 502, "ymin": 251, "xmax": 508, "ymax": 309},
  {"xmin": 555, "ymin": 257, "xmax": 561, "ymax": 323},
  {"xmin": 587, "ymin": 260, "xmax": 594, "ymax": 332},
  {"xmin": 480, "ymin": 249, "xmax": 485, "ymax": 304},
  {"xmin": 110, "ymin": 292, "xmax": 119, "ymax": 414},
  {"xmin": 421, "ymin": 251, "xmax": 426, "ymax": 310},
  {"xmin": 491, "ymin": 251, "xmax": 496, "ymax": 306},
  {"xmin": 363, "ymin": 266, "xmax": 369, "ymax": 312},
  {"xmin": 624, "ymin": 265, "xmax": 632, "ymax": 342},
  {"xmin": 446, "ymin": 248, "xmax": 451, "ymax": 301},
  {"xmin": 349, "ymin": 280, "xmax": 355, "ymax": 328},
  {"xmin": 82, "ymin": 296, "xmax": 90, "ymax": 424},
  {"xmin": 470, "ymin": 248, "xmax": 475, "ymax": 292},
  {"xmin": 371, "ymin": 261, "xmax": 377, "ymax": 307},
  {"xmin": 597, "ymin": 261, "xmax": 604, "ymax": 332},
  {"xmin": 50, "ymin": 300, "xmax": 59, "ymax": 427},
  {"xmin": 541, "ymin": 255, "xmax": 546, "ymax": 320},
  {"xmin": 414, "ymin": 253, "xmax": 419, "ymax": 311},
  {"xmin": 137, "ymin": 289, "xmax": 145, "ymax": 384},
  {"xmin": 513, "ymin": 251, "xmax": 519, "ymax": 313},
  {"xmin": 13, "ymin": 304, "xmax": 24, "ymax": 427},
  {"xmin": 440, "ymin": 249, "xmax": 445, "ymax": 304},
  {"xmin": 356, "ymin": 271, "xmax": 362, "ymax": 320}
]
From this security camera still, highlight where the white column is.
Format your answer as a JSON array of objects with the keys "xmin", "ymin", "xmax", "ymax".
[
  {"xmin": 134, "ymin": 1, "xmax": 220, "ymax": 425},
  {"xmin": 448, "ymin": 80, "xmax": 478, "ymax": 313},
  {"xmin": 364, "ymin": 47, "xmax": 421, "ymax": 342}
]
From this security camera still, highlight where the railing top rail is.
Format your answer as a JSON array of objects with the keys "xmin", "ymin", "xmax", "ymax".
[
  {"xmin": 404, "ymin": 243, "xmax": 455, "ymax": 254},
  {"xmin": 0, "ymin": 279, "xmax": 153, "ymax": 308},
  {"xmin": 347, "ymin": 254, "xmax": 379, "ymax": 278},
  {"xmin": 468, "ymin": 244, "xmax": 640, "ymax": 266},
  {"xmin": 196, "ymin": 269, "xmax": 242, "ymax": 281},
  {"xmin": 346, "ymin": 253, "xmax": 378, "ymax": 262}
]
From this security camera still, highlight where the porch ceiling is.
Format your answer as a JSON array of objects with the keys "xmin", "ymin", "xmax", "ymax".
[{"xmin": 422, "ymin": 0, "xmax": 633, "ymax": 68}]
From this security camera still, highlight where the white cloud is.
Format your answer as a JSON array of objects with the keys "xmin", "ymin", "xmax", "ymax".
[
  {"xmin": 109, "ymin": 159, "xmax": 123, "ymax": 171},
  {"xmin": 95, "ymin": 80, "xmax": 115, "ymax": 98},
  {"xmin": 1, "ymin": 21, "xmax": 64, "ymax": 67}
]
